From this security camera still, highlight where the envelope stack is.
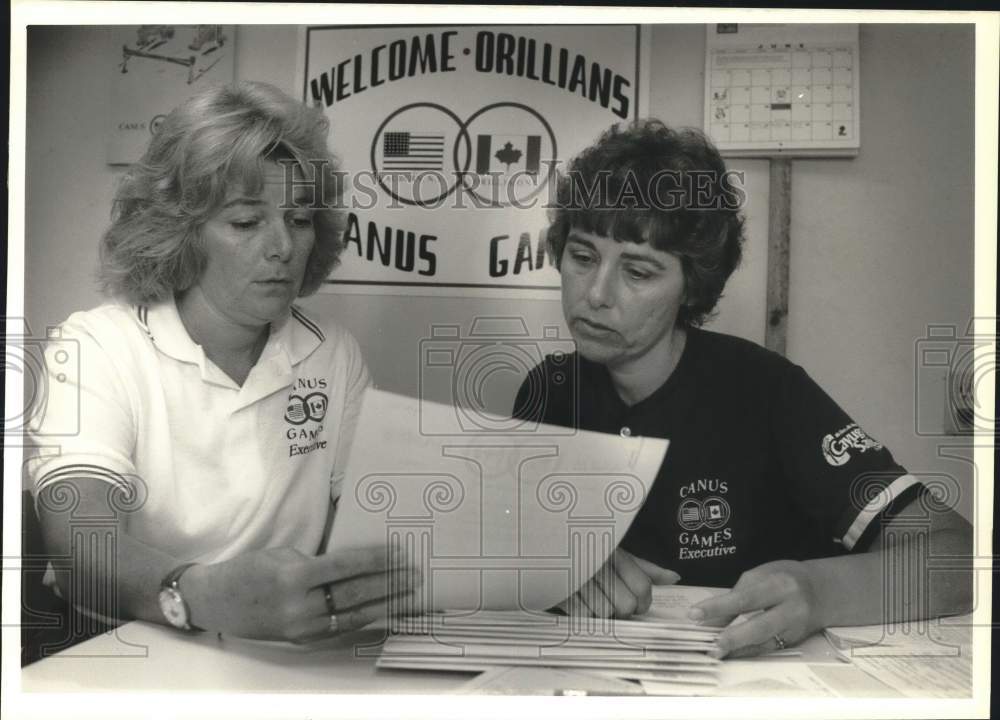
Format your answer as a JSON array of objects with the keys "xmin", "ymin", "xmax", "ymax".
[{"xmin": 377, "ymin": 609, "xmax": 722, "ymax": 689}]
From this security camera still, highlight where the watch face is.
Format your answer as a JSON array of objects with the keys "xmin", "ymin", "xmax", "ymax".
[{"xmin": 158, "ymin": 587, "xmax": 188, "ymax": 629}]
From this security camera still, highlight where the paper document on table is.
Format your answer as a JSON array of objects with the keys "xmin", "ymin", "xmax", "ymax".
[
  {"xmin": 458, "ymin": 666, "xmax": 645, "ymax": 695},
  {"xmin": 845, "ymin": 654, "xmax": 972, "ymax": 698},
  {"xmin": 642, "ymin": 660, "xmax": 841, "ymax": 697},
  {"xmin": 825, "ymin": 613, "xmax": 972, "ymax": 656},
  {"xmin": 823, "ymin": 614, "xmax": 973, "ymax": 698},
  {"xmin": 328, "ymin": 389, "xmax": 669, "ymax": 612}
]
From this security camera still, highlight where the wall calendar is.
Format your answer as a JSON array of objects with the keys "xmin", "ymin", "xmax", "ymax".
[{"xmin": 704, "ymin": 24, "xmax": 860, "ymax": 157}]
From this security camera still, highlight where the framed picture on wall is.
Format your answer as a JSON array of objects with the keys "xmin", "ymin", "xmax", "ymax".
[{"xmin": 106, "ymin": 24, "xmax": 235, "ymax": 165}]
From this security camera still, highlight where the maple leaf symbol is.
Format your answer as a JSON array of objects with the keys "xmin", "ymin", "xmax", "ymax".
[{"xmin": 494, "ymin": 142, "xmax": 522, "ymax": 170}]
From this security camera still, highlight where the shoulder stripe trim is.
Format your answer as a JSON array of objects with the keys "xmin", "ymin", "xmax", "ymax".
[
  {"xmin": 840, "ymin": 473, "xmax": 921, "ymax": 551},
  {"xmin": 36, "ymin": 464, "xmax": 135, "ymax": 495},
  {"xmin": 290, "ymin": 306, "xmax": 325, "ymax": 342}
]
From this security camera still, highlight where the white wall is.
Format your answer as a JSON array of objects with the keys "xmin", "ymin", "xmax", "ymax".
[{"xmin": 23, "ymin": 24, "xmax": 976, "ymax": 518}]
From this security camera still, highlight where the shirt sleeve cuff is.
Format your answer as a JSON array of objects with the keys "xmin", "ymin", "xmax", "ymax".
[
  {"xmin": 32, "ymin": 454, "xmax": 137, "ymax": 501},
  {"xmin": 836, "ymin": 473, "xmax": 925, "ymax": 551}
]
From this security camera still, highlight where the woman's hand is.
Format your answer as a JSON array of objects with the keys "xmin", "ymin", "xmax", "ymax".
[
  {"xmin": 558, "ymin": 549, "xmax": 680, "ymax": 619},
  {"xmin": 688, "ymin": 560, "xmax": 825, "ymax": 658},
  {"xmin": 182, "ymin": 545, "xmax": 422, "ymax": 643}
]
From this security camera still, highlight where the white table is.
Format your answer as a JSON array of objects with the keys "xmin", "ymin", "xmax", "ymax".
[{"xmin": 21, "ymin": 620, "xmax": 890, "ymax": 696}]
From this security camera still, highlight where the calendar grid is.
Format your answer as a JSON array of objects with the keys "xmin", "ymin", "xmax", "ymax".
[{"xmin": 708, "ymin": 42, "xmax": 857, "ymax": 149}]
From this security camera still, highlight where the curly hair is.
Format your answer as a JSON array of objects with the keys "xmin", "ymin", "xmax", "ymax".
[
  {"xmin": 547, "ymin": 120, "xmax": 746, "ymax": 327},
  {"xmin": 98, "ymin": 81, "xmax": 345, "ymax": 303}
]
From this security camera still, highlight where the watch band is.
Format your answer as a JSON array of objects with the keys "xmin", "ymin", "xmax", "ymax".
[
  {"xmin": 160, "ymin": 562, "xmax": 203, "ymax": 632},
  {"xmin": 161, "ymin": 562, "xmax": 199, "ymax": 590}
]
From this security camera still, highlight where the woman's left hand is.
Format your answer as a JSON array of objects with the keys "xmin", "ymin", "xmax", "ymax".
[{"xmin": 687, "ymin": 560, "xmax": 826, "ymax": 658}]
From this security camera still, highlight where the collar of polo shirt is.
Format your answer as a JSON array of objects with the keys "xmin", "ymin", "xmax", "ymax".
[{"xmin": 140, "ymin": 297, "xmax": 325, "ymax": 395}]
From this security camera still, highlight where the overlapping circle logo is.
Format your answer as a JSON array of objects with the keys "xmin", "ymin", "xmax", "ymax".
[
  {"xmin": 285, "ymin": 392, "xmax": 329, "ymax": 425},
  {"xmin": 676, "ymin": 496, "xmax": 731, "ymax": 531},
  {"xmin": 370, "ymin": 102, "xmax": 557, "ymax": 208}
]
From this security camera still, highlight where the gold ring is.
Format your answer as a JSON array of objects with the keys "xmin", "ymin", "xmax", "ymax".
[
  {"xmin": 329, "ymin": 613, "xmax": 339, "ymax": 634},
  {"xmin": 324, "ymin": 586, "xmax": 336, "ymax": 614},
  {"xmin": 773, "ymin": 634, "xmax": 787, "ymax": 651}
]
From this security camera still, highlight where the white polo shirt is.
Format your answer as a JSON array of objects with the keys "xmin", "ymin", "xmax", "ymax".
[{"xmin": 27, "ymin": 298, "xmax": 369, "ymax": 564}]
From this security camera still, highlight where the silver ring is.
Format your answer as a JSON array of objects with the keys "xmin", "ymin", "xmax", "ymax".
[
  {"xmin": 324, "ymin": 586, "xmax": 336, "ymax": 614},
  {"xmin": 329, "ymin": 613, "xmax": 339, "ymax": 634},
  {"xmin": 773, "ymin": 634, "xmax": 787, "ymax": 651}
]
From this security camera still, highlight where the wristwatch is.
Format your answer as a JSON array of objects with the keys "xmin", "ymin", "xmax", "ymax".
[{"xmin": 158, "ymin": 562, "xmax": 203, "ymax": 632}]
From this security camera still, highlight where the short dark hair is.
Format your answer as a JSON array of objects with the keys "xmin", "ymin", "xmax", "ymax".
[
  {"xmin": 99, "ymin": 81, "xmax": 345, "ymax": 303},
  {"xmin": 547, "ymin": 120, "xmax": 746, "ymax": 327}
]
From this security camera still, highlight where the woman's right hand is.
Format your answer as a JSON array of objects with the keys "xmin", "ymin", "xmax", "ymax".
[
  {"xmin": 557, "ymin": 548, "xmax": 680, "ymax": 619},
  {"xmin": 181, "ymin": 545, "xmax": 422, "ymax": 643}
]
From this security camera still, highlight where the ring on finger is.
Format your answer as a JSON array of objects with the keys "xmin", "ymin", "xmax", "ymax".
[
  {"xmin": 324, "ymin": 585, "xmax": 336, "ymax": 615},
  {"xmin": 773, "ymin": 633, "xmax": 787, "ymax": 651}
]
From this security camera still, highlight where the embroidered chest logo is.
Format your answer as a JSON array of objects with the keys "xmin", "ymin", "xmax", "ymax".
[
  {"xmin": 821, "ymin": 423, "xmax": 882, "ymax": 467},
  {"xmin": 285, "ymin": 377, "xmax": 330, "ymax": 458},
  {"xmin": 675, "ymin": 478, "xmax": 736, "ymax": 561}
]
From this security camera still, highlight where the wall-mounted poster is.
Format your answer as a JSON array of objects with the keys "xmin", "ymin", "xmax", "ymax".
[
  {"xmin": 107, "ymin": 25, "xmax": 235, "ymax": 165},
  {"xmin": 302, "ymin": 25, "xmax": 643, "ymax": 294}
]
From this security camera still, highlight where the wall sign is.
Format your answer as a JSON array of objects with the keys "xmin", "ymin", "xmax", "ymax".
[{"xmin": 302, "ymin": 25, "xmax": 642, "ymax": 293}]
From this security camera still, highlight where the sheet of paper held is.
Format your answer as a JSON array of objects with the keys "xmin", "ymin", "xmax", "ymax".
[{"xmin": 327, "ymin": 388, "xmax": 669, "ymax": 612}]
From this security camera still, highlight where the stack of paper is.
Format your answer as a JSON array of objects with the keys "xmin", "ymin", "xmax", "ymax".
[{"xmin": 377, "ymin": 609, "xmax": 722, "ymax": 688}]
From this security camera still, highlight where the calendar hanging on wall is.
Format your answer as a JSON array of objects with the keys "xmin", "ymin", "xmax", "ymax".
[{"xmin": 704, "ymin": 24, "xmax": 860, "ymax": 157}]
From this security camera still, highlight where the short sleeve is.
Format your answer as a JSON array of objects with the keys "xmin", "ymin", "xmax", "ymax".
[
  {"xmin": 771, "ymin": 364, "xmax": 923, "ymax": 553},
  {"xmin": 511, "ymin": 363, "xmax": 545, "ymax": 423},
  {"xmin": 24, "ymin": 314, "xmax": 138, "ymax": 498},
  {"xmin": 328, "ymin": 332, "xmax": 372, "ymax": 502}
]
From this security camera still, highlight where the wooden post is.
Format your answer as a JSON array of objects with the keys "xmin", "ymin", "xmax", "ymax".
[{"xmin": 765, "ymin": 158, "xmax": 792, "ymax": 355}]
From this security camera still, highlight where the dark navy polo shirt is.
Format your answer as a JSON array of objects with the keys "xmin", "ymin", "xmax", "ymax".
[{"xmin": 513, "ymin": 327, "xmax": 922, "ymax": 587}]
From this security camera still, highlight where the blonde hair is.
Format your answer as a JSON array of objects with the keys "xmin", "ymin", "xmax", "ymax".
[{"xmin": 99, "ymin": 81, "xmax": 344, "ymax": 302}]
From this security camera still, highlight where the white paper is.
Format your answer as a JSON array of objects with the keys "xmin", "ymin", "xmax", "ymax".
[
  {"xmin": 845, "ymin": 654, "xmax": 972, "ymax": 698},
  {"xmin": 640, "ymin": 584, "xmax": 728, "ymax": 622},
  {"xmin": 642, "ymin": 660, "xmax": 840, "ymax": 697},
  {"xmin": 377, "ymin": 654, "xmax": 718, "ymax": 684},
  {"xmin": 823, "ymin": 614, "xmax": 973, "ymax": 697},
  {"xmin": 457, "ymin": 666, "xmax": 645, "ymax": 695},
  {"xmin": 329, "ymin": 389, "xmax": 669, "ymax": 611},
  {"xmin": 825, "ymin": 613, "xmax": 972, "ymax": 657}
]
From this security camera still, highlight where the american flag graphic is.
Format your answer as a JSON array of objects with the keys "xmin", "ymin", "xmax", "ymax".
[
  {"xmin": 680, "ymin": 505, "xmax": 701, "ymax": 524},
  {"xmin": 382, "ymin": 131, "xmax": 445, "ymax": 171}
]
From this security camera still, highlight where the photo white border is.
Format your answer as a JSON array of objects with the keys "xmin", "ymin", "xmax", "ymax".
[{"xmin": 5, "ymin": 4, "xmax": 996, "ymax": 720}]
